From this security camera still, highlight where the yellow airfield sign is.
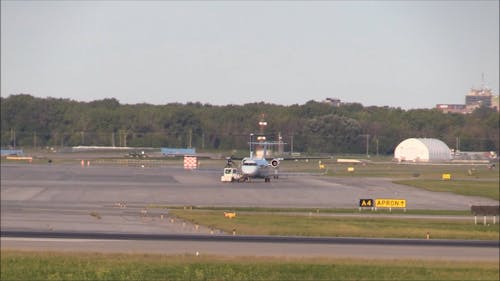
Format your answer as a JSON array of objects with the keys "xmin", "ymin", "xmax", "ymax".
[
  {"xmin": 224, "ymin": 212, "xmax": 236, "ymax": 219},
  {"xmin": 375, "ymin": 198, "xmax": 406, "ymax": 208},
  {"xmin": 442, "ymin": 173, "xmax": 451, "ymax": 180},
  {"xmin": 359, "ymin": 199, "xmax": 374, "ymax": 207}
]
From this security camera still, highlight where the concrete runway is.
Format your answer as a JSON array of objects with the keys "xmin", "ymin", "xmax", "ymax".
[
  {"xmin": 1, "ymin": 163, "xmax": 498, "ymax": 260},
  {"xmin": 2, "ymin": 236, "xmax": 498, "ymax": 261}
]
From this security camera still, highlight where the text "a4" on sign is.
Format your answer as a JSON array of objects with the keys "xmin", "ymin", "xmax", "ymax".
[{"xmin": 359, "ymin": 199, "xmax": 374, "ymax": 207}]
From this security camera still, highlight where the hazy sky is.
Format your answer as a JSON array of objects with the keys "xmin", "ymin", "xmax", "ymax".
[{"xmin": 1, "ymin": 0, "xmax": 498, "ymax": 109}]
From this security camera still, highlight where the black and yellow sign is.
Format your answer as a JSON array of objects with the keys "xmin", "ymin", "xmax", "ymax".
[
  {"xmin": 359, "ymin": 199, "xmax": 374, "ymax": 207},
  {"xmin": 375, "ymin": 198, "xmax": 406, "ymax": 208}
]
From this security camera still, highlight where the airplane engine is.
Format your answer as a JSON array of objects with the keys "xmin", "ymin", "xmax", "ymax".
[
  {"xmin": 225, "ymin": 157, "xmax": 233, "ymax": 167},
  {"xmin": 270, "ymin": 159, "xmax": 280, "ymax": 168}
]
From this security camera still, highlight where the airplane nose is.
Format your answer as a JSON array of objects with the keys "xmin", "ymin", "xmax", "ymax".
[{"xmin": 242, "ymin": 166, "xmax": 258, "ymax": 176}]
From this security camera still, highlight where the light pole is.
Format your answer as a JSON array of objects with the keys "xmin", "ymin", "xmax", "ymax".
[
  {"xmin": 359, "ymin": 134, "xmax": 370, "ymax": 158},
  {"xmin": 249, "ymin": 133, "xmax": 254, "ymax": 158},
  {"xmin": 374, "ymin": 135, "xmax": 383, "ymax": 157}
]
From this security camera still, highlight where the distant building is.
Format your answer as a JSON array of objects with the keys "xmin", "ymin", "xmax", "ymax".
[
  {"xmin": 324, "ymin": 98, "xmax": 341, "ymax": 107},
  {"xmin": 394, "ymin": 138, "xmax": 452, "ymax": 162},
  {"xmin": 465, "ymin": 88, "xmax": 494, "ymax": 107},
  {"xmin": 435, "ymin": 104, "xmax": 466, "ymax": 114},
  {"xmin": 436, "ymin": 86, "xmax": 498, "ymax": 114}
]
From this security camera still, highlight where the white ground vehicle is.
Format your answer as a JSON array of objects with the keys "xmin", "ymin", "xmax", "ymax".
[{"xmin": 220, "ymin": 168, "xmax": 244, "ymax": 182}]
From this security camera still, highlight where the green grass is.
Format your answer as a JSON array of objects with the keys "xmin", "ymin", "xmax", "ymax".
[
  {"xmin": 170, "ymin": 209, "xmax": 500, "ymax": 240},
  {"xmin": 152, "ymin": 205, "xmax": 472, "ymax": 216},
  {"xmin": 321, "ymin": 162, "xmax": 500, "ymax": 180},
  {"xmin": 394, "ymin": 179, "xmax": 500, "ymax": 201},
  {"xmin": 2, "ymin": 250, "xmax": 498, "ymax": 281},
  {"xmin": 308, "ymin": 160, "xmax": 500, "ymax": 201}
]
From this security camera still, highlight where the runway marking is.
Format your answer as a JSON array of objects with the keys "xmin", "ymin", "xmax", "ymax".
[{"xmin": 1, "ymin": 237, "xmax": 116, "ymax": 243}]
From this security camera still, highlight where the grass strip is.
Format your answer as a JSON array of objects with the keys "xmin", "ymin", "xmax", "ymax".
[
  {"xmin": 170, "ymin": 210, "xmax": 499, "ymax": 240},
  {"xmin": 319, "ymin": 162, "xmax": 500, "ymax": 180},
  {"xmin": 394, "ymin": 179, "xmax": 500, "ymax": 201},
  {"xmin": 2, "ymin": 250, "xmax": 498, "ymax": 281},
  {"xmin": 150, "ymin": 205, "xmax": 472, "ymax": 216}
]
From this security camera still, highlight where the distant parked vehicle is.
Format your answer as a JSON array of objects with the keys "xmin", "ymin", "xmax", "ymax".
[{"xmin": 127, "ymin": 151, "xmax": 148, "ymax": 158}]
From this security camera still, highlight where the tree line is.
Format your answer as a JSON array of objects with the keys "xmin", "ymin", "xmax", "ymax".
[{"xmin": 1, "ymin": 94, "xmax": 498, "ymax": 155}]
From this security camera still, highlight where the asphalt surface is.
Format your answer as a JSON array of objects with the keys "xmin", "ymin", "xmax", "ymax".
[
  {"xmin": 2, "ymin": 230, "xmax": 499, "ymax": 261},
  {"xmin": 3, "ymin": 230, "xmax": 498, "ymax": 247},
  {"xmin": 1, "ymin": 162, "xmax": 499, "ymax": 260},
  {"xmin": 2, "ymin": 163, "xmax": 496, "ymax": 209}
]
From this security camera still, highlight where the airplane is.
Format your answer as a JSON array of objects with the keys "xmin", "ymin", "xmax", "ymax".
[
  {"xmin": 241, "ymin": 156, "xmax": 280, "ymax": 183},
  {"xmin": 224, "ymin": 141, "xmax": 282, "ymax": 183}
]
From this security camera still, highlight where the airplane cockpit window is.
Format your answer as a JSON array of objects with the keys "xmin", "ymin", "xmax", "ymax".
[{"xmin": 243, "ymin": 162, "xmax": 257, "ymax": 166}]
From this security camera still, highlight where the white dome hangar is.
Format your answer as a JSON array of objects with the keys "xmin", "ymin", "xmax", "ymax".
[{"xmin": 394, "ymin": 138, "xmax": 452, "ymax": 162}]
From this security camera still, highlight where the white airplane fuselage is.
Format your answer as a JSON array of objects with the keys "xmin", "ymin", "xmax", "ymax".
[{"xmin": 241, "ymin": 157, "xmax": 271, "ymax": 178}]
